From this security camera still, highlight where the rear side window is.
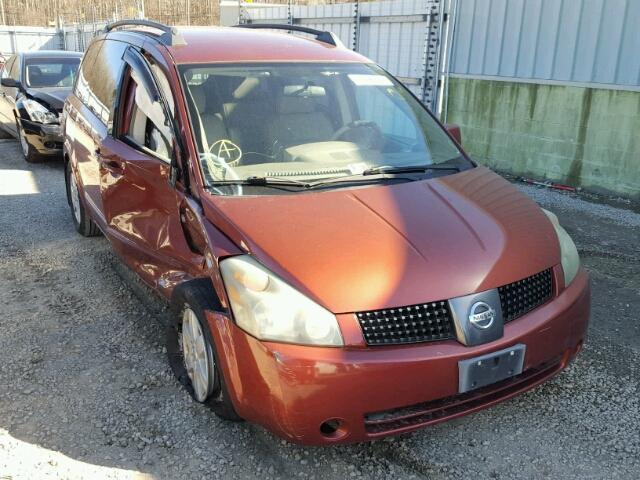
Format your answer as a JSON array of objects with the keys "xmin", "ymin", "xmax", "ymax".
[{"xmin": 75, "ymin": 39, "xmax": 127, "ymax": 126}]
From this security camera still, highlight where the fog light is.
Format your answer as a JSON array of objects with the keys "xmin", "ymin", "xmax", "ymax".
[{"xmin": 319, "ymin": 418, "xmax": 348, "ymax": 440}]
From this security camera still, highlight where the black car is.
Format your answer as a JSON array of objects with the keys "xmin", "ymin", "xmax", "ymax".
[{"xmin": 0, "ymin": 50, "xmax": 82, "ymax": 162}]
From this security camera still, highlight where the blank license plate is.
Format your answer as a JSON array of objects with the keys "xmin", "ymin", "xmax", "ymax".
[{"xmin": 458, "ymin": 344, "xmax": 526, "ymax": 393}]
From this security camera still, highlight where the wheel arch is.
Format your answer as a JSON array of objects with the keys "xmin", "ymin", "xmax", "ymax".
[{"xmin": 169, "ymin": 276, "xmax": 225, "ymax": 323}]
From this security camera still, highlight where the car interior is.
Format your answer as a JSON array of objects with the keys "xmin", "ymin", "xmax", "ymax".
[{"xmin": 184, "ymin": 68, "xmax": 398, "ymax": 182}]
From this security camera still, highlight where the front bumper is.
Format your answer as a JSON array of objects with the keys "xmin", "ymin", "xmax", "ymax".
[
  {"xmin": 206, "ymin": 267, "xmax": 590, "ymax": 445},
  {"xmin": 19, "ymin": 118, "xmax": 63, "ymax": 155}
]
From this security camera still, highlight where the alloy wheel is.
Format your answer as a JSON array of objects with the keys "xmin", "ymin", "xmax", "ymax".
[
  {"xmin": 18, "ymin": 126, "xmax": 28, "ymax": 157},
  {"xmin": 69, "ymin": 168, "xmax": 81, "ymax": 224},
  {"xmin": 181, "ymin": 308, "xmax": 214, "ymax": 402}
]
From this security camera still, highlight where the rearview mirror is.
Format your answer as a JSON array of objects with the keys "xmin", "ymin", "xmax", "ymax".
[
  {"xmin": 445, "ymin": 123, "xmax": 462, "ymax": 145},
  {"xmin": 1, "ymin": 77, "xmax": 21, "ymax": 89}
]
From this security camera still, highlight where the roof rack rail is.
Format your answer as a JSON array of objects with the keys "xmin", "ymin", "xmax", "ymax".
[
  {"xmin": 233, "ymin": 23, "xmax": 343, "ymax": 48},
  {"xmin": 104, "ymin": 19, "xmax": 186, "ymax": 46}
]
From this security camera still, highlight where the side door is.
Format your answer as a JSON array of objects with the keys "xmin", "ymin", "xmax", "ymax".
[
  {"xmin": 98, "ymin": 47, "xmax": 203, "ymax": 290},
  {"xmin": 67, "ymin": 39, "xmax": 127, "ymax": 227},
  {"xmin": 0, "ymin": 56, "xmax": 17, "ymax": 133}
]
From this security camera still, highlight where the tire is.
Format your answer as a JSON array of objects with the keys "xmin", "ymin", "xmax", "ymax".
[
  {"xmin": 16, "ymin": 120, "xmax": 41, "ymax": 163},
  {"xmin": 65, "ymin": 161, "xmax": 100, "ymax": 237},
  {"xmin": 167, "ymin": 279, "xmax": 242, "ymax": 421}
]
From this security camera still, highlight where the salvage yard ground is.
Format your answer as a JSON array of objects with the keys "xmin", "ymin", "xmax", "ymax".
[{"xmin": 0, "ymin": 138, "xmax": 638, "ymax": 479}]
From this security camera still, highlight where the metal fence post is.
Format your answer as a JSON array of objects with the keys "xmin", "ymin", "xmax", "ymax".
[
  {"xmin": 352, "ymin": 0, "xmax": 360, "ymax": 51},
  {"xmin": 421, "ymin": 0, "xmax": 442, "ymax": 111}
]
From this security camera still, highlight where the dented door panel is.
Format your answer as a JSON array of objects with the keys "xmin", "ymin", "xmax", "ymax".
[{"xmin": 99, "ymin": 136, "xmax": 203, "ymax": 297}]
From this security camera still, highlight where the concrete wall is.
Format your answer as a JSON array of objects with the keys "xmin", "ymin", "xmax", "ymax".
[{"xmin": 445, "ymin": 77, "xmax": 640, "ymax": 199}]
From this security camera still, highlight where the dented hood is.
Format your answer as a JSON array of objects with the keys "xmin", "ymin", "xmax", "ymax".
[{"xmin": 203, "ymin": 167, "xmax": 560, "ymax": 313}]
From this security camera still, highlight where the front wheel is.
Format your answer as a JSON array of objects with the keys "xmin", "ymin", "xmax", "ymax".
[
  {"xmin": 167, "ymin": 280, "xmax": 241, "ymax": 421},
  {"xmin": 65, "ymin": 161, "xmax": 100, "ymax": 237},
  {"xmin": 16, "ymin": 120, "xmax": 41, "ymax": 163}
]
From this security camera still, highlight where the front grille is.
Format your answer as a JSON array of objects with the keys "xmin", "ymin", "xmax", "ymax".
[
  {"xmin": 356, "ymin": 301, "xmax": 455, "ymax": 346},
  {"xmin": 498, "ymin": 269, "xmax": 554, "ymax": 323},
  {"xmin": 364, "ymin": 358, "xmax": 563, "ymax": 435},
  {"xmin": 356, "ymin": 269, "xmax": 554, "ymax": 346}
]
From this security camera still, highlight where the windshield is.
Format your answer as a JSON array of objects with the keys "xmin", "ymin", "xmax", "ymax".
[
  {"xmin": 180, "ymin": 62, "xmax": 465, "ymax": 193},
  {"xmin": 24, "ymin": 57, "xmax": 80, "ymax": 88}
]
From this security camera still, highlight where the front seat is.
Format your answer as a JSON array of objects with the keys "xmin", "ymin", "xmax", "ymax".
[
  {"xmin": 222, "ymin": 77, "xmax": 275, "ymax": 158},
  {"xmin": 189, "ymin": 83, "xmax": 227, "ymax": 148},
  {"xmin": 267, "ymin": 96, "xmax": 335, "ymax": 150}
]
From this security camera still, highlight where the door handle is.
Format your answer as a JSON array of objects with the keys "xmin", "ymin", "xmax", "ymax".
[{"xmin": 97, "ymin": 149, "xmax": 125, "ymax": 174}]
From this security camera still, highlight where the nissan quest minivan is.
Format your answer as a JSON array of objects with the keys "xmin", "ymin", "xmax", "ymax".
[{"xmin": 63, "ymin": 21, "xmax": 590, "ymax": 445}]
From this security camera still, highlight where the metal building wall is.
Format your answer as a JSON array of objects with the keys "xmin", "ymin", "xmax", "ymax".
[
  {"xmin": 450, "ymin": 0, "xmax": 640, "ymax": 90},
  {"xmin": 244, "ymin": 0, "xmax": 445, "ymax": 108},
  {"xmin": 0, "ymin": 27, "xmax": 62, "ymax": 54}
]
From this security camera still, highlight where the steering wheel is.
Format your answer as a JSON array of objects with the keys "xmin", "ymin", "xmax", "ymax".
[{"xmin": 331, "ymin": 120, "xmax": 384, "ymax": 150}]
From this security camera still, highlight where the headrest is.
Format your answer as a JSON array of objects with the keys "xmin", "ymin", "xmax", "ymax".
[
  {"xmin": 233, "ymin": 77, "xmax": 260, "ymax": 100},
  {"xmin": 190, "ymin": 85, "xmax": 206, "ymax": 115},
  {"xmin": 277, "ymin": 96, "xmax": 317, "ymax": 115}
]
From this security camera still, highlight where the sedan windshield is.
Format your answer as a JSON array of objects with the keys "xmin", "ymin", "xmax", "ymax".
[
  {"xmin": 180, "ymin": 62, "xmax": 465, "ymax": 194},
  {"xmin": 24, "ymin": 57, "xmax": 80, "ymax": 88}
]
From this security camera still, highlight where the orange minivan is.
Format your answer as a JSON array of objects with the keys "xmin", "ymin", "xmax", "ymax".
[{"xmin": 63, "ymin": 21, "xmax": 590, "ymax": 445}]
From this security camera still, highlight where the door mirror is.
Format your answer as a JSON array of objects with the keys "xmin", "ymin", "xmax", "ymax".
[
  {"xmin": 445, "ymin": 123, "xmax": 462, "ymax": 145},
  {"xmin": 1, "ymin": 77, "xmax": 21, "ymax": 89}
]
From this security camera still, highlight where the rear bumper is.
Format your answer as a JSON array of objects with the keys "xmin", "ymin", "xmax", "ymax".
[
  {"xmin": 206, "ymin": 267, "xmax": 590, "ymax": 445},
  {"xmin": 19, "ymin": 118, "xmax": 63, "ymax": 155}
]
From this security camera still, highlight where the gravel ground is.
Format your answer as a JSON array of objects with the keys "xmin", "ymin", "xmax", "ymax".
[{"xmin": 0, "ymin": 139, "xmax": 638, "ymax": 479}]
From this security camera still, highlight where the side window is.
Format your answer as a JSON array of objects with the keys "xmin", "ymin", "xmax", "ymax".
[
  {"xmin": 75, "ymin": 41, "xmax": 102, "ymax": 117},
  {"xmin": 75, "ymin": 39, "xmax": 127, "ymax": 127},
  {"xmin": 121, "ymin": 67, "xmax": 174, "ymax": 162}
]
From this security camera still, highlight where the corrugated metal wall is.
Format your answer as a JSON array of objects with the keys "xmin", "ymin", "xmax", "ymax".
[
  {"xmin": 0, "ymin": 23, "xmax": 107, "ymax": 55},
  {"xmin": 0, "ymin": 27, "xmax": 62, "ymax": 54},
  {"xmin": 450, "ymin": 0, "xmax": 640, "ymax": 89},
  {"xmin": 246, "ymin": 0, "xmax": 443, "ymax": 104}
]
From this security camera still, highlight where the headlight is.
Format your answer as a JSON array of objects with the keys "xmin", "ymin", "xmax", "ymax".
[
  {"xmin": 542, "ymin": 209, "xmax": 580, "ymax": 286},
  {"xmin": 23, "ymin": 99, "xmax": 58, "ymax": 124},
  {"xmin": 220, "ymin": 255, "xmax": 343, "ymax": 346}
]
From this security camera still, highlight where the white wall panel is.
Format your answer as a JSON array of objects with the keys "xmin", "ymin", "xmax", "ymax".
[{"xmin": 451, "ymin": 0, "xmax": 640, "ymax": 88}]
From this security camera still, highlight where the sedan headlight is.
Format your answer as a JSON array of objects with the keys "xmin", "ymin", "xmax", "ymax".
[
  {"xmin": 23, "ymin": 99, "xmax": 58, "ymax": 124},
  {"xmin": 542, "ymin": 209, "xmax": 580, "ymax": 286},
  {"xmin": 220, "ymin": 255, "xmax": 343, "ymax": 346}
]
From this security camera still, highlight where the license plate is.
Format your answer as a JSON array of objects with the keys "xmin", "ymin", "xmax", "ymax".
[{"xmin": 458, "ymin": 344, "xmax": 526, "ymax": 393}]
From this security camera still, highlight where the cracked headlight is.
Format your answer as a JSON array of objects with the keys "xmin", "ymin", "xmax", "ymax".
[
  {"xmin": 23, "ymin": 99, "xmax": 58, "ymax": 124},
  {"xmin": 220, "ymin": 255, "xmax": 343, "ymax": 346},
  {"xmin": 542, "ymin": 209, "xmax": 580, "ymax": 286}
]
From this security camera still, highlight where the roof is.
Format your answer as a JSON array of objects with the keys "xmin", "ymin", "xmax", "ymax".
[
  {"xmin": 166, "ymin": 27, "xmax": 369, "ymax": 65},
  {"xmin": 20, "ymin": 50, "xmax": 83, "ymax": 58}
]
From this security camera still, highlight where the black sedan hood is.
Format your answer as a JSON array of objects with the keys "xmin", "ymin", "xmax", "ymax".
[{"xmin": 26, "ymin": 87, "xmax": 71, "ymax": 111}]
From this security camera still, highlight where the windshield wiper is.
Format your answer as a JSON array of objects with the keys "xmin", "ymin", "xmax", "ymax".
[
  {"xmin": 209, "ymin": 176, "xmax": 310, "ymax": 188},
  {"xmin": 303, "ymin": 164, "xmax": 462, "ymax": 189},
  {"xmin": 208, "ymin": 164, "xmax": 463, "ymax": 192},
  {"xmin": 362, "ymin": 164, "xmax": 461, "ymax": 176}
]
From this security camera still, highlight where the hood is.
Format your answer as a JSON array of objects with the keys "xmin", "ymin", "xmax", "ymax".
[
  {"xmin": 203, "ymin": 167, "xmax": 560, "ymax": 313},
  {"xmin": 26, "ymin": 87, "xmax": 71, "ymax": 111}
]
